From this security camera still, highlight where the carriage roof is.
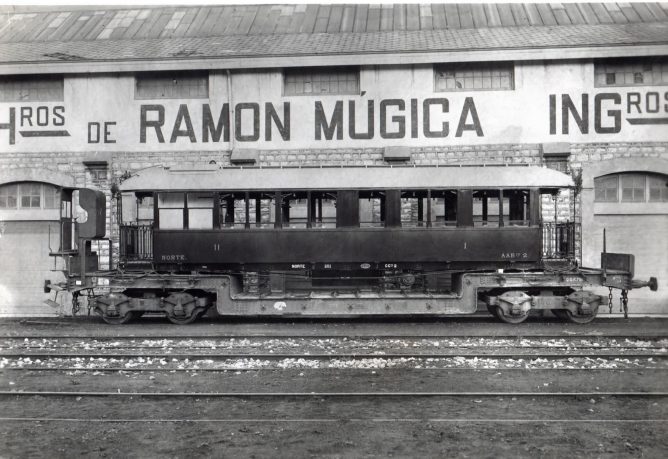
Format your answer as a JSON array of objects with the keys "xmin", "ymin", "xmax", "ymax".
[{"xmin": 119, "ymin": 165, "xmax": 574, "ymax": 192}]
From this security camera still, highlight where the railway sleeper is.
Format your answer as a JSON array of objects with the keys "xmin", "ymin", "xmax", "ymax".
[
  {"xmin": 485, "ymin": 290, "xmax": 602, "ymax": 324},
  {"xmin": 93, "ymin": 291, "xmax": 213, "ymax": 325}
]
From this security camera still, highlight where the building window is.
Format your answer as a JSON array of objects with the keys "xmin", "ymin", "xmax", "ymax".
[
  {"xmin": 544, "ymin": 156, "xmax": 569, "ymax": 173},
  {"xmin": 434, "ymin": 63, "xmax": 514, "ymax": 91},
  {"xmin": 85, "ymin": 164, "xmax": 108, "ymax": 183},
  {"xmin": 19, "ymin": 183, "xmax": 41, "ymax": 208},
  {"xmin": 0, "ymin": 183, "xmax": 60, "ymax": 209},
  {"xmin": 595, "ymin": 173, "xmax": 668, "ymax": 203},
  {"xmin": 284, "ymin": 67, "xmax": 359, "ymax": 96},
  {"xmin": 0, "ymin": 75, "xmax": 64, "ymax": 102},
  {"xmin": 594, "ymin": 175, "xmax": 619, "ymax": 202},
  {"xmin": 649, "ymin": 175, "xmax": 668, "ymax": 202},
  {"xmin": 595, "ymin": 58, "xmax": 668, "ymax": 87},
  {"xmin": 0, "ymin": 184, "xmax": 18, "ymax": 209},
  {"xmin": 135, "ymin": 71, "xmax": 209, "ymax": 99},
  {"xmin": 44, "ymin": 186, "xmax": 60, "ymax": 209},
  {"xmin": 621, "ymin": 174, "xmax": 646, "ymax": 202}
]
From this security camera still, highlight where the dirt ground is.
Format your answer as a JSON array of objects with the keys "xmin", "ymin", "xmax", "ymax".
[{"xmin": 1, "ymin": 317, "xmax": 666, "ymax": 458}]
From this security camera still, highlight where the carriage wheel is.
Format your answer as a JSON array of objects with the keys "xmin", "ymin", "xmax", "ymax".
[
  {"xmin": 100, "ymin": 311, "xmax": 135, "ymax": 325},
  {"xmin": 495, "ymin": 307, "xmax": 529, "ymax": 324},
  {"xmin": 167, "ymin": 308, "xmax": 205, "ymax": 325},
  {"xmin": 563, "ymin": 307, "xmax": 598, "ymax": 324}
]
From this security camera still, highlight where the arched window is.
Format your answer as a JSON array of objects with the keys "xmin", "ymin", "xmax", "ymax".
[
  {"xmin": 0, "ymin": 182, "xmax": 60, "ymax": 210},
  {"xmin": 594, "ymin": 173, "xmax": 668, "ymax": 203}
]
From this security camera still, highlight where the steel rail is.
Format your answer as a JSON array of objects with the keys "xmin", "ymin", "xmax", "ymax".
[
  {"xmin": 4, "ymin": 334, "xmax": 668, "ymax": 340},
  {"xmin": 1, "ymin": 417, "xmax": 667, "ymax": 424},
  {"xmin": 1, "ymin": 390, "xmax": 667, "ymax": 397},
  {"xmin": 1, "ymin": 351, "xmax": 665, "ymax": 360},
  {"xmin": 4, "ymin": 366, "xmax": 668, "ymax": 373},
  {"xmin": 7, "ymin": 342, "xmax": 665, "ymax": 353}
]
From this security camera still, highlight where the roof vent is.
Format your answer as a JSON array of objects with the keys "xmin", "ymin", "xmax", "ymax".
[
  {"xmin": 231, "ymin": 149, "xmax": 259, "ymax": 165},
  {"xmin": 383, "ymin": 146, "xmax": 411, "ymax": 162},
  {"xmin": 43, "ymin": 52, "xmax": 84, "ymax": 61}
]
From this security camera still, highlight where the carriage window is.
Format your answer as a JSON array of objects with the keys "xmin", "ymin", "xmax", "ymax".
[
  {"xmin": 473, "ymin": 190, "xmax": 508, "ymax": 227},
  {"xmin": 506, "ymin": 190, "xmax": 530, "ymax": 226},
  {"xmin": 187, "ymin": 193, "xmax": 213, "ymax": 229},
  {"xmin": 121, "ymin": 193, "xmax": 154, "ymax": 224},
  {"xmin": 220, "ymin": 193, "xmax": 247, "ymax": 229},
  {"xmin": 359, "ymin": 191, "xmax": 383, "ymax": 227},
  {"xmin": 429, "ymin": 190, "xmax": 457, "ymax": 227},
  {"xmin": 310, "ymin": 192, "xmax": 337, "ymax": 228},
  {"xmin": 400, "ymin": 191, "xmax": 431, "ymax": 227},
  {"xmin": 158, "ymin": 193, "xmax": 184, "ymax": 229}
]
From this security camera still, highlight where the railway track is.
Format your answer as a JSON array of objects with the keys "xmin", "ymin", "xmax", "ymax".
[
  {"xmin": 1, "ymin": 390, "xmax": 667, "ymax": 397},
  {"xmin": 1, "ymin": 351, "xmax": 666, "ymax": 360},
  {"xmin": 5, "ymin": 333, "xmax": 668, "ymax": 340}
]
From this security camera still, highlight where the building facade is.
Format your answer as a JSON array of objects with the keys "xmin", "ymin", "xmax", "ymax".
[{"xmin": 0, "ymin": 3, "xmax": 667, "ymax": 316}]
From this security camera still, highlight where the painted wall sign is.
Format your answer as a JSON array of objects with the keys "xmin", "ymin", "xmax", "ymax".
[
  {"xmin": 137, "ymin": 97, "xmax": 483, "ymax": 144},
  {"xmin": 0, "ymin": 65, "xmax": 667, "ymax": 151}
]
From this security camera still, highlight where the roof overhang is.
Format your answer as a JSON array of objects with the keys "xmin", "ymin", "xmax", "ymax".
[
  {"xmin": 1, "ymin": 43, "xmax": 667, "ymax": 76},
  {"xmin": 119, "ymin": 165, "xmax": 574, "ymax": 192}
]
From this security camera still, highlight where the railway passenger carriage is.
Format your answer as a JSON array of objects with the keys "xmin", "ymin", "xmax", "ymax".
[{"xmin": 45, "ymin": 165, "xmax": 656, "ymax": 325}]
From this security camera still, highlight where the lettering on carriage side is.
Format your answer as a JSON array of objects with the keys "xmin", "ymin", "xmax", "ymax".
[
  {"xmin": 501, "ymin": 252, "xmax": 528, "ymax": 259},
  {"xmin": 161, "ymin": 254, "xmax": 186, "ymax": 262}
]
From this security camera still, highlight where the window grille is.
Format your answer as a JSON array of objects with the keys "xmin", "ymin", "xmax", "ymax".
[
  {"xmin": 595, "ymin": 58, "xmax": 668, "ymax": 87},
  {"xmin": 0, "ymin": 75, "xmax": 63, "ymax": 102},
  {"xmin": 135, "ymin": 72, "xmax": 209, "ymax": 99},
  {"xmin": 434, "ymin": 63, "xmax": 514, "ymax": 91},
  {"xmin": 284, "ymin": 67, "xmax": 359, "ymax": 96}
]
